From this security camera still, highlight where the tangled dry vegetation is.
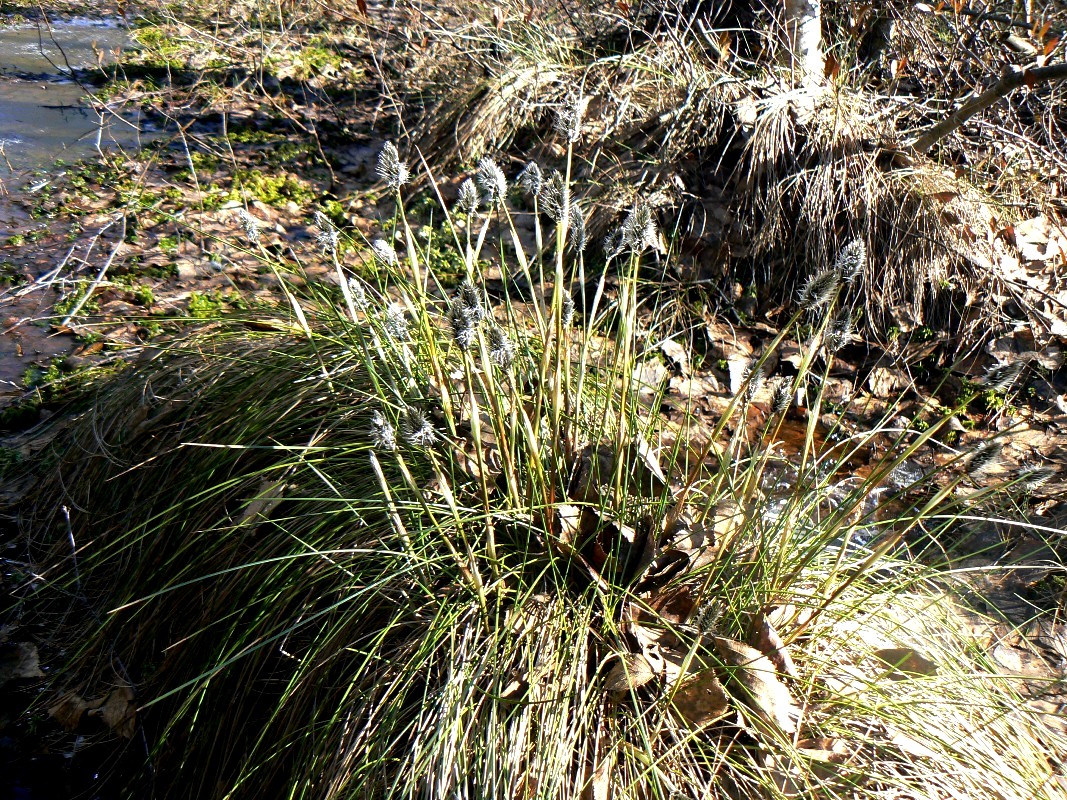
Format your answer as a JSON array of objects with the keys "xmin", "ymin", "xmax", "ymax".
[
  {"xmin": 18, "ymin": 136, "xmax": 1067, "ymax": 798},
  {"xmin": 393, "ymin": 0, "xmax": 1067, "ymax": 344},
  {"xmin": 4, "ymin": 1, "xmax": 1067, "ymax": 798}
]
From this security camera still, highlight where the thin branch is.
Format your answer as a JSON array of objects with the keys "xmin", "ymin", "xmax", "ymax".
[{"xmin": 911, "ymin": 62, "xmax": 1067, "ymax": 154}]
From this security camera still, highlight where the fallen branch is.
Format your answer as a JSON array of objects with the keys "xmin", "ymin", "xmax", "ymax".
[{"xmin": 911, "ymin": 62, "xmax": 1067, "ymax": 154}]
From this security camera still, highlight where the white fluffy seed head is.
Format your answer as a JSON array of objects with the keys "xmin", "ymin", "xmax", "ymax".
[
  {"xmin": 369, "ymin": 410, "xmax": 396, "ymax": 451},
  {"xmin": 456, "ymin": 280, "xmax": 485, "ymax": 323},
  {"xmin": 554, "ymin": 97, "xmax": 583, "ymax": 143},
  {"xmin": 966, "ymin": 440, "xmax": 1004, "ymax": 478},
  {"xmin": 537, "ymin": 170, "xmax": 566, "ymax": 221},
  {"xmin": 824, "ymin": 311, "xmax": 854, "ymax": 353},
  {"xmin": 476, "ymin": 157, "xmax": 507, "ymax": 205},
  {"xmin": 456, "ymin": 178, "xmax": 479, "ymax": 214},
  {"xmin": 567, "ymin": 203, "xmax": 586, "ymax": 251},
  {"xmin": 370, "ymin": 239, "xmax": 398, "ymax": 267},
  {"xmin": 449, "ymin": 302, "xmax": 477, "ymax": 351},
  {"xmin": 983, "ymin": 361, "xmax": 1025, "ymax": 392},
  {"xmin": 799, "ymin": 269, "xmax": 840, "ymax": 310},
  {"xmin": 401, "ymin": 406, "xmax": 436, "ymax": 447},
  {"xmin": 837, "ymin": 238, "xmax": 867, "ymax": 284},
  {"xmin": 769, "ymin": 377, "xmax": 792, "ymax": 414},
  {"xmin": 618, "ymin": 202, "xmax": 658, "ymax": 255},
  {"xmin": 384, "ymin": 302, "xmax": 409, "ymax": 341},
  {"xmin": 376, "ymin": 142, "xmax": 410, "ymax": 191},
  {"xmin": 237, "ymin": 208, "xmax": 260, "ymax": 244},
  {"xmin": 487, "ymin": 326, "xmax": 515, "ymax": 368},
  {"xmin": 347, "ymin": 278, "xmax": 369, "ymax": 310},
  {"xmin": 317, "ymin": 227, "xmax": 339, "ymax": 255},
  {"xmin": 517, "ymin": 161, "xmax": 543, "ymax": 198}
]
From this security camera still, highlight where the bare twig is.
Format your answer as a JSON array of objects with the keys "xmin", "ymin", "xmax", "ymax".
[{"xmin": 911, "ymin": 62, "xmax": 1067, "ymax": 154}]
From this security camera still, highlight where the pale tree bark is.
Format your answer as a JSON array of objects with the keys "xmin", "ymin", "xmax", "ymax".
[{"xmin": 783, "ymin": 0, "xmax": 823, "ymax": 85}]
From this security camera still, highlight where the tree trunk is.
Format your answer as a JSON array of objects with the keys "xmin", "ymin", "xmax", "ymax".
[{"xmin": 783, "ymin": 0, "xmax": 823, "ymax": 84}]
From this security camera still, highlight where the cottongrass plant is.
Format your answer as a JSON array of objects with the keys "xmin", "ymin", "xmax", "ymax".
[{"xmin": 24, "ymin": 146, "xmax": 1067, "ymax": 800}]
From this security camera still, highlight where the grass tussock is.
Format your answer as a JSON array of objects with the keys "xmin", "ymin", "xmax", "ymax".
[
  {"xmin": 390, "ymin": 1, "xmax": 1066, "ymax": 342},
  {"xmin": 21, "ymin": 137, "xmax": 1067, "ymax": 799}
]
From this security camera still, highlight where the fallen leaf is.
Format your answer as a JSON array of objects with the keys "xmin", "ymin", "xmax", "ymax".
[
  {"xmin": 0, "ymin": 642, "xmax": 45, "ymax": 686},
  {"xmin": 88, "ymin": 683, "xmax": 137, "ymax": 739},
  {"xmin": 604, "ymin": 650, "xmax": 661, "ymax": 693},
  {"xmin": 886, "ymin": 725, "xmax": 939, "ymax": 759},
  {"xmin": 671, "ymin": 668, "xmax": 730, "ymax": 728},
  {"xmin": 48, "ymin": 690, "xmax": 106, "ymax": 732},
  {"xmin": 714, "ymin": 637, "xmax": 800, "ymax": 736},
  {"xmin": 659, "ymin": 338, "xmax": 690, "ymax": 377},
  {"xmin": 749, "ymin": 613, "xmax": 798, "ymax": 680},
  {"xmin": 873, "ymin": 647, "xmax": 938, "ymax": 679},
  {"xmin": 581, "ymin": 743, "xmax": 614, "ymax": 800},
  {"xmin": 643, "ymin": 585, "xmax": 697, "ymax": 626}
]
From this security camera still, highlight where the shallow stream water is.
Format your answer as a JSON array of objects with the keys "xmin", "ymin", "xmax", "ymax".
[{"xmin": 0, "ymin": 19, "xmax": 150, "ymax": 175}]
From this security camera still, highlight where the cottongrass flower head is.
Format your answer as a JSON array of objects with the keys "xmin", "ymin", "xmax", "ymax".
[
  {"xmin": 384, "ymin": 302, "xmax": 410, "ymax": 341},
  {"xmin": 317, "ymin": 227, "xmax": 340, "ymax": 256},
  {"xmin": 476, "ymin": 157, "xmax": 507, "ymax": 206},
  {"xmin": 369, "ymin": 409, "xmax": 397, "ymax": 451},
  {"xmin": 798, "ymin": 268, "xmax": 841, "ymax": 310},
  {"xmin": 608, "ymin": 202, "xmax": 658, "ymax": 259},
  {"xmin": 824, "ymin": 311, "xmax": 854, "ymax": 353},
  {"xmin": 347, "ymin": 277, "xmax": 369, "ymax": 311},
  {"xmin": 1018, "ymin": 464, "xmax": 1056, "ymax": 492},
  {"xmin": 376, "ymin": 142, "xmax": 410, "ymax": 192},
  {"xmin": 966, "ymin": 439, "xmax": 1004, "ymax": 478},
  {"xmin": 537, "ymin": 169, "xmax": 566, "ymax": 221},
  {"xmin": 743, "ymin": 362, "xmax": 766, "ymax": 402},
  {"xmin": 517, "ymin": 161, "xmax": 543, "ymax": 198},
  {"xmin": 456, "ymin": 178, "xmax": 479, "ymax": 215},
  {"xmin": 456, "ymin": 280, "xmax": 485, "ymax": 323},
  {"xmin": 401, "ymin": 406, "xmax": 436, "ymax": 447},
  {"xmin": 836, "ymin": 238, "xmax": 867, "ymax": 284},
  {"xmin": 555, "ymin": 96, "xmax": 583, "ymax": 143},
  {"xmin": 487, "ymin": 325, "xmax": 515, "ymax": 368},
  {"xmin": 561, "ymin": 294, "xmax": 575, "ymax": 327},
  {"xmin": 567, "ymin": 203, "xmax": 587, "ymax": 251},
  {"xmin": 370, "ymin": 239, "xmax": 398, "ymax": 267},
  {"xmin": 603, "ymin": 227, "xmax": 624, "ymax": 260},
  {"xmin": 448, "ymin": 301, "xmax": 478, "ymax": 351},
  {"xmin": 237, "ymin": 208, "xmax": 260, "ymax": 245},
  {"xmin": 983, "ymin": 361, "xmax": 1025, "ymax": 392},
  {"xmin": 769, "ymin": 377, "xmax": 792, "ymax": 414}
]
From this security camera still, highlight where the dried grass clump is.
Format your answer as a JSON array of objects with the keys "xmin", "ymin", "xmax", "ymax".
[{"xmin": 378, "ymin": 1, "xmax": 1062, "ymax": 342}]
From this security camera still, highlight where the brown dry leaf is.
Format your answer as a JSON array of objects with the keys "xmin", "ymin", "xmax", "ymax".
[
  {"xmin": 569, "ymin": 442, "xmax": 664, "ymax": 504},
  {"xmin": 553, "ymin": 504, "xmax": 581, "ymax": 546},
  {"xmin": 749, "ymin": 613, "xmax": 798, "ymax": 680},
  {"xmin": 0, "ymin": 642, "xmax": 45, "ymax": 686},
  {"xmin": 88, "ymin": 684, "xmax": 138, "ymax": 739},
  {"xmin": 873, "ymin": 647, "xmax": 938, "ymax": 679},
  {"xmin": 237, "ymin": 478, "xmax": 289, "ymax": 527},
  {"xmin": 659, "ymin": 338, "xmax": 690, "ymax": 377},
  {"xmin": 644, "ymin": 585, "xmax": 696, "ymax": 626},
  {"xmin": 867, "ymin": 366, "xmax": 912, "ymax": 397},
  {"xmin": 48, "ymin": 690, "xmax": 106, "ymax": 732},
  {"xmin": 581, "ymin": 744, "xmax": 614, "ymax": 800},
  {"xmin": 671, "ymin": 668, "xmax": 730, "ymax": 728},
  {"xmin": 709, "ymin": 499, "xmax": 743, "ymax": 547},
  {"xmin": 885, "ymin": 725, "xmax": 939, "ymax": 760},
  {"xmin": 604, "ymin": 651, "xmax": 660, "ymax": 693},
  {"xmin": 991, "ymin": 644, "xmax": 1053, "ymax": 677},
  {"xmin": 714, "ymin": 637, "xmax": 800, "ymax": 736}
]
